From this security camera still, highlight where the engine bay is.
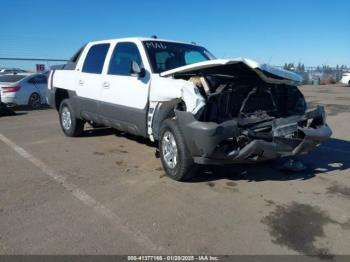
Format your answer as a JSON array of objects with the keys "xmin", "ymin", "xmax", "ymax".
[
  {"xmin": 172, "ymin": 73, "xmax": 327, "ymax": 156},
  {"xmin": 183, "ymin": 74, "xmax": 307, "ymax": 124},
  {"xmin": 167, "ymin": 62, "xmax": 331, "ymax": 163}
]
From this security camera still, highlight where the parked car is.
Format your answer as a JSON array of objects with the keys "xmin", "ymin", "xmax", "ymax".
[
  {"xmin": 340, "ymin": 72, "xmax": 350, "ymax": 86},
  {"xmin": 0, "ymin": 68, "xmax": 27, "ymax": 75},
  {"xmin": 0, "ymin": 73, "xmax": 48, "ymax": 109},
  {"xmin": 48, "ymin": 37, "xmax": 332, "ymax": 181}
]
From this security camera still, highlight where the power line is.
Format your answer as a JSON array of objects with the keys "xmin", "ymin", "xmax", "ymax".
[{"xmin": 0, "ymin": 57, "xmax": 68, "ymax": 62}]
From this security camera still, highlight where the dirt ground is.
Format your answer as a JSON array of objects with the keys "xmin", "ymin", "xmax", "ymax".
[{"xmin": 0, "ymin": 84, "xmax": 349, "ymax": 256}]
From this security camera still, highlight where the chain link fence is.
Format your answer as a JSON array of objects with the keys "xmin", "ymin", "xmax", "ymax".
[
  {"xmin": 1, "ymin": 58, "xmax": 348, "ymax": 85},
  {"xmin": 278, "ymin": 64, "xmax": 349, "ymax": 85},
  {"xmin": 0, "ymin": 58, "xmax": 68, "ymax": 72}
]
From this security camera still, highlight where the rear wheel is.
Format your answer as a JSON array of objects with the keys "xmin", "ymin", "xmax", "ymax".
[
  {"xmin": 28, "ymin": 93, "xmax": 41, "ymax": 109},
  {"xmin": 59, "ymin": 99, "xmax": 84, "ymax": 137},
  {"xmin": 159, "ymin": 119, "xmax": 196, "ymax": 181}
]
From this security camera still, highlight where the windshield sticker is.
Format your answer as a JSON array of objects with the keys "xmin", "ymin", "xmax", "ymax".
[{"xmin": 145, "ymin": 42, "xmax": 167, "ymax": 49}]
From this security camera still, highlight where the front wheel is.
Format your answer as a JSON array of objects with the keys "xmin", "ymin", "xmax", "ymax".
[
  {"xmin": 59, "ymin": 99, "xmax": 84, "ymax": 137},
  {"xmin": 159, "ymin": 119, "xmax": 196, "ymax": 181}
]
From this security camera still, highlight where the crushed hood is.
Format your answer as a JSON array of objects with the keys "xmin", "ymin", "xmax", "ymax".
[{"xmin": 160, "ymin": 58, "xmax": 303, "ymax": 85}]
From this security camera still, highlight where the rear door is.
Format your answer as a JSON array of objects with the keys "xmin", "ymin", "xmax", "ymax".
[
  {"xmin": 99, "ymin": 41, "xmax": 150, "ymax": 136},
  {"xmin": 76, "ymin": 43, "xmax": 110, "ymax": 120}
]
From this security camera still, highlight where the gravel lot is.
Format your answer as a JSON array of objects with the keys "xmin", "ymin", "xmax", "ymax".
[{"xmin": 0, "ymin": 84, "xmax": 349, "ymax": 256}]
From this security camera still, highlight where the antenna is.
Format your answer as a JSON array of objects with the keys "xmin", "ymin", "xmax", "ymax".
[{"xmin": 151, "ymin": 35, "xmax": 158, "ymax": 39}]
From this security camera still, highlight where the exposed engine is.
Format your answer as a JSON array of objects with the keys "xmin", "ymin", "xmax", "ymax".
[
  {"xmin": 173, "ymin": 73, "xmax": 316, "ymax": 158},
  {"xmin": 168, "ymin": 62, "xmax": 331, "ymax": 164},
  {"xmin": 186, "ymin": 75, "xmax": 307, "ymax": 124}
]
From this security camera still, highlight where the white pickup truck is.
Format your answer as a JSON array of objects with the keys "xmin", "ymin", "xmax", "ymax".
[{"xmin": 48, "ymin": 37, "xmax": 332, "ymax": 180}]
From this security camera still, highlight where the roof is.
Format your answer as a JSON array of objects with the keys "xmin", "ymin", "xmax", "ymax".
[{"xmin": 87, "ymin": 37, "xmax": 197, "ymax": 46}]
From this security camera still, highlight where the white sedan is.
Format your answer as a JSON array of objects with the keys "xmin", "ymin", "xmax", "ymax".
[
  {"xmin": 0, "ymin": 73, "xmax": 48, "ymax": 109},
  {"xmin": 340, "ymin": 72, "xmax": 350, "ymax": 86}
]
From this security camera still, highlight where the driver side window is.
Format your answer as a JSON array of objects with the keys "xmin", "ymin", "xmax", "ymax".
[{"xmin": 108, "ymin": 42, "xmax": 143, "ymax": 76}]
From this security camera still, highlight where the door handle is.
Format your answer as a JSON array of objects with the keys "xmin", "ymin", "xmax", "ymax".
[
  {"xmin": 78, "ymin": 79, "xmax": 84, "ymax": 86},
  {"xmin": 102, "ymin": 81, "xmax": 110, "ymax": 89}
]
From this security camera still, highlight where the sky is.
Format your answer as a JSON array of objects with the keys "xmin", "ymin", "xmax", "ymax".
[{"xmin": 0, "ymin": 0, "xmax": 349, "ymax": 69}]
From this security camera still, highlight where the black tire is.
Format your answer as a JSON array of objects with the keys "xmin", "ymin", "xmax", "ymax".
[
  {"xmin": 0, "ymin": 102, "xmax": 15, "ymax": 116},
  {"xmin": 159, "ymin": 119, "xmax": 197, "ymax": 181},
  {"xmin": 28, "ymin": 92, "xmax": 41, "ymax": 109},
  {"xmin": 59, "ymin": 99, "xmax": 84, "ymax": 137}
]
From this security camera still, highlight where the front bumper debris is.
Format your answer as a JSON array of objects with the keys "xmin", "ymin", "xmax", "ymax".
[{"xmin": 175, "ymin": 106, "xmax": 332, "ymax": 165}]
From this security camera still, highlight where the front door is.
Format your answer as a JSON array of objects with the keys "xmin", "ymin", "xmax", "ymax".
[{"xmin": 100, "ymin": 42, "xmax": 150, "ymax": 136}]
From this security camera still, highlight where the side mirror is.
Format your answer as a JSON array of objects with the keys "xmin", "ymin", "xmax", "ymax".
[{"xmin": 131, "ymin": 60, "xmax": 146, "ymax": 78}]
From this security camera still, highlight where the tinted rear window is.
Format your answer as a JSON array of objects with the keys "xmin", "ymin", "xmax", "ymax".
[
  {"xmin": 0, "ymin": 75, "xmax": 26, "ymax": 82},
  {"xmin": 82, "ymin": 44, "xmax": 110, "ymax": 74}
]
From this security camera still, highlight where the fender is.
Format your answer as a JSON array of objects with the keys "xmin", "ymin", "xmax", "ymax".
[{"xmin": 150, "ymin": 99, "xmax": 183, "ymax": 141}]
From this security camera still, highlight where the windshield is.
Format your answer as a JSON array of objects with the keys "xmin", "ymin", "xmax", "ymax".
[
  {"xmin": 0, "ymin": 75, "xmax": 26, "ymax": 83},
  {"xmin": 143, "ymin": 41, "xmax": 215, "ymax": 73}
]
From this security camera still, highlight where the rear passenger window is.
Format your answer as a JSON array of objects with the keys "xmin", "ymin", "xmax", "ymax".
[
  {"xmin": 82, "ymin": 44, "xmax": 110, "ymax": 74},
  {"xmin": 108, "ymin": 42, "xmax": 142, "ymax": 76}
]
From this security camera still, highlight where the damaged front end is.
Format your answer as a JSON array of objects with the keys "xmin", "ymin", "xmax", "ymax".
[
  {"xmin": 164, "ymin": 59, "xmax": 332, "ymax": 164},
  {"xmin": 176, "ymin": 106, "xmax": 331, "ymax": 164}
]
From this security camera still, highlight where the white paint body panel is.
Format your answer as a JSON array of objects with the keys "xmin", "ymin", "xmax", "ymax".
[
  {"xmin": 101, "ymin": 74, "xmax": 150, "ymax": 109},
  {"xmin": 52, "ymin": 38, "xmax": 153, "ymax": 109},
  {"xmin": 51, "ymin": 70, "xmax": 76, "ymax": 92},
  {"xmin": 161, "ymin": 58, "xmax": 303, "ymax": 85},
  {"xmin": 99, "ymin": 40, "xmax": 151, "ymax": 109},
  {"xmin": 149, "ymin": 75, "xmax": 205, "ymax": 113}
]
